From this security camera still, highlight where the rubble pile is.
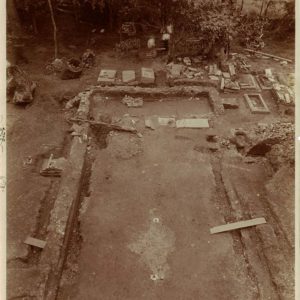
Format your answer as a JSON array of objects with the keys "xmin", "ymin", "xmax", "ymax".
[
  {"xmin": 7, "ymin": 64, "xmax": 36, "ymax": 104},
  {"xmin": 246, "ymin": 122, "xmax": 295, "ymax": 170},
  {"xmin": 45, "ymin": 57, "xmax": 83, "ymax": 79},
  {"xmin": 272, "ymin": 83, "xmax": 295, "ymax": 105},
  {"xmin": 121, "ymin": 95, "xmax": 143, "ymax": 107},
  {"xmin": 45, "ymin": 58, "xmax": 66, "ymax": 74},
  {"xmin": 167, "ymin": 58, "xmax": 240, "ymax": 91},
  {"xmin": 61, "ymin": 58, "xmax": 83, "ymax": 80},
  {"xmin": 272, "ymin": 72, "xmax": 295, "ymax": 106},
  {"xmin": 231, "ymin": 54, "xmax": 251, "ymax": 73},
  {"xmin": 166, "ymin": 61, "xmax": 204, "ymax": 80},
  {"xmin": 81, "ymin": 49, "xmax": 96, "ymax": 68}
]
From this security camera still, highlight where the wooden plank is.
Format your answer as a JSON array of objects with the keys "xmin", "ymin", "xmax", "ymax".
[
  {"xmin": 24, "ymin": 237, "xmax": 47, "ymax": 249},
  {"xmin": 70, "ymin": 118, "xmax": 137, "ymax": 133},
  {"xmin": 210, "ymin": 217, "xmax": 266, "ymax": 234},
  {"xmin": 244, "ymin": 49, "xmax": 293, "ymax": 63}
]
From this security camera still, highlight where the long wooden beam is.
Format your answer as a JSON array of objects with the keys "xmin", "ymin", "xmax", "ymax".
[
  {"xmin": 210, "ymin": 217, "xmax": 266, "ymax": 234},
  {"xmin": 244, "ymin": 49, "xmax": 293, "ymax": 63}
]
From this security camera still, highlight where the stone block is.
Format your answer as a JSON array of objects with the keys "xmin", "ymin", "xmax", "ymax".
[
  {"xmin": 141, "ymin": 67, "xmax": 155, "ymax": 84},
  {"xmin": 171, "ymin": 64, "xmax": 184, "ymax": 78},
  {"xmin": 122, "ymin": 70, "xmax": 136, "ymax": 83},
  {"xmin": 97, "ymin": 69, "xmax": 117, "ymax": 83}
]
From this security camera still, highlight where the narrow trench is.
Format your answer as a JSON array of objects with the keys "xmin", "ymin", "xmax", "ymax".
[
  {"xmin": 56, "ymin": 125, "xmax": 110, "ymax": 298},
  {"xmin": 210, "ymin": 154, "xmax": 261, "ymax": 298},
  {"xmin": 7, "ymin": 136, "xmax": 72, "ymax": 269},
  {"xmin": 257, "ymin": 190, "xmax": 294, "ymax": 262}
]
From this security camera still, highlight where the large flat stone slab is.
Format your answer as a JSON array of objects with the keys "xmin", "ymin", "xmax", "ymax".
[
  {"xmin": 97, "ymin": 69, "xmax": 117, "ymax": 84},
  {"xmin": 176, "ymin": 118, "xmax": 209, "ymax": 128},
  {"xmin": 122, "ymin": 70, "xmax": 136, "ymax": 83},
  {"xmin": 141, "ymin": 67, "xmax": 155, "ymax": 84}
]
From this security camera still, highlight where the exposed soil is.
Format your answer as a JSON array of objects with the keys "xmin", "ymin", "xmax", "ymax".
[{"xmin": 7, "ymin": 29, "xmax": 295, "ymax": 300}]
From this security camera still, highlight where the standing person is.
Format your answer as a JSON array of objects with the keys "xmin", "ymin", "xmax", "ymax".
[
  {"xmin": 161, "ymin": 23, "xmax": 173, "ymax": 54},
  {"xmin": 147, "ymin": 36, "xmax": 156, "ymax": 49}
]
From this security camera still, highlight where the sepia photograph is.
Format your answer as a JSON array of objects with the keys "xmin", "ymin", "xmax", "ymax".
[{"xmin": 4, "ymin": 0, "xmax": 297, "ymax": 299}]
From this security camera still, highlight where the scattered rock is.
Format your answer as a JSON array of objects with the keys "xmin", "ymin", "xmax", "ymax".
[
  {"xmin": 52, "ymin": 58, "xmax": 65, "ymax": 72},
  {"xmin": 206, "ymin": 130, "xmax": 218, "ymax": 142},
  {"xmin": 183, "ymin": 57, "xmax": 192, "ymax": 66},
  {"xmin": 7, "ymin": 65, "xmax": 36, "ymax": 104},
  {"xmin": 122, "ymin": 95, "xmax": 143, "ymax": 107},
  {"xmin": 208, "ymin": 143, "xmax": 219, "ymax": 152},
  {"xmin": 61, "ymin": 58, "xmax": 83, "ymax": 80},
  {"xmin": 81, "ymin": 49, "xmax": 96, "ymax": 68}
]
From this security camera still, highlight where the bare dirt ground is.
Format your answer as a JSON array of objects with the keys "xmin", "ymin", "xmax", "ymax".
[{"xmin": 7, "ymin": 32, "xmax": 295, "ymax": 300}]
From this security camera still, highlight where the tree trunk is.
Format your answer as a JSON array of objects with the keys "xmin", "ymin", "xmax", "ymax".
[
  {"xmin": 30, "ymin": 5, "xmax": 38, "ymax": 34},
  {"xmin": 260, "ymin": 0, "xmax": 265, "ymax": 16},
  {"xmin": 106, "ymin": 0, "xmax": 113, "ymax": 32},
  {"xmin": 47, "ymin": 0, "xmax": 58, "ymax": 58},
  {"xmin": 7, "ymin": 0, "xmax": 23, "ymax": 36},
  {"xmin": 264, "ymin": 0, "xmax": 273, "ymax": 17},
  {"xmin": 240, "ymin": 0, "xmax": 244, "ymax": 13}
]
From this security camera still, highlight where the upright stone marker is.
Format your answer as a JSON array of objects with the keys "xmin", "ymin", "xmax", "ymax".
[
  {"xmin": 97, "ymin": 69, "xmax": 117, "ymax": 84},
  {"xmin": 122, "ymin": 70, "xmax": 136, "ymax": 83},
  {"xmin": 141, "ymin": 67, "xmax": 155, "ymax": 85}
]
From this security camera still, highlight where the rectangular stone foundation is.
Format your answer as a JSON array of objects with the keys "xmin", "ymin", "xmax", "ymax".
[{"xmin": 244, "ymin": 93, "xmax": 270, "ymax": 114}]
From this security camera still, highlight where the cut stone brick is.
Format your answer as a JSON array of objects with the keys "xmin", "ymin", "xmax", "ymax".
[
  {"xmin": 141, "ymin": 67, "xmax": 155, "ymax": 84},
  {"xmin": 24, "ymin": 236, "xmax": 46, "ymax": 249},
  {"xmin": 97, "ymin": 69, "xmax": 117, "ymax": 83},
  {"xmin": 222, "ymin": 98, "xmax": 239, "ymax": 109},
  {"xmin": 222, "ymin": 72, "xmax": 231, "ymax": 79},
  {"xmin": 229, "ymin": 64, "xmax": 236, "ymax": 77},
  {"xmin": 122, "ymin": 70, "xmax": 136, "ymax": 83}
]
